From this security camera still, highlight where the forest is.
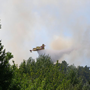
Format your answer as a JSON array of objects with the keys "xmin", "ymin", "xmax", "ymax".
[{"xmin": 0, "ymin": 40, "xmax": 90, "ymax": 90}]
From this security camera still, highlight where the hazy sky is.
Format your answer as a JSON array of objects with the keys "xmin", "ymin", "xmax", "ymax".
[{"xmin": 0, "ymin": 0, "xmax": 90, "ymax": 66}]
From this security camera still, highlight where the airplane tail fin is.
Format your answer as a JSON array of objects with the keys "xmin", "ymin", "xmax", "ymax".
[{"xmin": 30, "ymin": 50, "xmax": 32, "ymax": 52}]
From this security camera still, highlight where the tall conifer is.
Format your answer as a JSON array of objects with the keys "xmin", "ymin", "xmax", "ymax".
[{"xmin": 0, "ymin": 40, "xmax": 13, "ymax": 90}]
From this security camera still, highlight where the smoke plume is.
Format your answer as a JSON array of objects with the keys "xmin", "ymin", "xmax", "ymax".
[
  {"xmin": 37, "ymin": 47, "xmax": 74, "ymax": 63},
  {"xmin": 0, "ymin": 0, "xmax": 90, "ymax": 66}
]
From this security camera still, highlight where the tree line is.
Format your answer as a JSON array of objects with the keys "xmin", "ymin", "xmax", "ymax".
[{"xmin": 0, "ymin": 40, "xmax": 90, "ymax": 90}]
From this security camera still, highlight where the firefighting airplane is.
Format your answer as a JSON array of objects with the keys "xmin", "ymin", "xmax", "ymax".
[{"xmin": 30, "ymin": 44, "xmax": 45, "ymax": 52}]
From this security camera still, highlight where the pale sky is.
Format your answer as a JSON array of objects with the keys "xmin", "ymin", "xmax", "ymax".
[{"xmin": 0, "ymin": 0, "xmax": 90, "ymax": 67}]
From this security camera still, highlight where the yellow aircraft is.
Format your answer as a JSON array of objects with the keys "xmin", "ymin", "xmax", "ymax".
[{"xmin": 30, "ymin": 44, "xmax": 45, "ymax": 52}]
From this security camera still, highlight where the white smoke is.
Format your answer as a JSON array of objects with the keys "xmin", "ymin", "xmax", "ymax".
[{"xmin": 0, "ymin": 0, "xmax": 90, "ymax": 66}]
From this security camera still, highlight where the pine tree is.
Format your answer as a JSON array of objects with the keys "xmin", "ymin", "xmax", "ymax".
[{"xmin": 0, "ymin": 40, "xmax": 13, "ymax": 90}]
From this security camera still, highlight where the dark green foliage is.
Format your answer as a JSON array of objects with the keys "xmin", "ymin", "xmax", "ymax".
[
  {"xmin": 8, "ymin": 55, "xmax": 90, "ymax": 90},
  {"xmin": 0, "ymin": 40, "xmax": 13, "ymax": 90},
  {"xmin": 10, "ymin": 55, "xmax": 90, "ymax": 90}
]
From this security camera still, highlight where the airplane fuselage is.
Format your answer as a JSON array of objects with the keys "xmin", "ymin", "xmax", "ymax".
[{"xmin": 30, "ymin": 44, "xmax": 45, "ymax": 52}]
